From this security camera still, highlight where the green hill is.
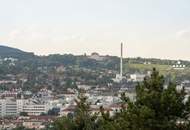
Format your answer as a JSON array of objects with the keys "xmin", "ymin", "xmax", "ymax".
[{"xmin": 0, "ymin": 45, "xmax": 34, "ymax": 59}]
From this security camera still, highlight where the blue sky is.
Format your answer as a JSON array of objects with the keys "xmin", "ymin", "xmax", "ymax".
[{"xmin": 0, "ymin": 0, "xmax": 190, "ymax": 60}]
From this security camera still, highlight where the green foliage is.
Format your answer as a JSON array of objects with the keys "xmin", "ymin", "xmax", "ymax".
[
  {"xmin": 54, "ymin": 117, "xmax": 76, "ymax": 130},
  {"xmin": 116, "ymin": 68, "xmax": 190, "ymax": 130},
  {"xmin": 0, "ymin": 45, "xmax": 34, "ymax": 59},
  {"xmin": 74, "ymin": 93, "xmax": 94, "ymax": 130},
  {"xmin": 53, "ymin": 68, "xmax": 190, "ymax": 130},
  {"xmin": 54, "ymin": 93, "xmax": 98, "ymax": 130},
  {"xmin": 20, "ymin": 112, "xmax": 28, "ymax": 116},
  {"xmin": 12, "ymin": 126, "xmax": 35, "ymax": 130}
]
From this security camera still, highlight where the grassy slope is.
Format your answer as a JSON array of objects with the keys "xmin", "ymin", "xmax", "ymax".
[{"xmin": 124, "ymin": 63, "xmax": 190, "ymax": 79}]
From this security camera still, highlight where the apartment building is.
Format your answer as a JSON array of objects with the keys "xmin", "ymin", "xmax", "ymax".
[
  {"xmin": 0, "ymin": 98, "xmax": 18, "ymax": 117},
  {"xmin": 0, "ymin": 97, "xmax": 49, "ymax": 117}
]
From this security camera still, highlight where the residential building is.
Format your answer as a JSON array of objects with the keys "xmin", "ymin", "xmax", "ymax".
[
  {"xmin": 0, "ymin": 98, "xmax": 18, "ymax": 117},
  {"xmin": 0, "ymin": 97, "xmax": 49, "ymax": 117}
]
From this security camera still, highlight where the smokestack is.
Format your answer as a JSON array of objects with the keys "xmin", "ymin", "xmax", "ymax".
[{"xmin": 120, "ymin": 43, "xmax": 123, "ymax": 77}]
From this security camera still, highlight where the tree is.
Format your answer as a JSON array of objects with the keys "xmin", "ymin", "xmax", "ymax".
[
  {"xmin": 13, "ymin": 126, "xmax": 35, "ymax": 130},
  {"xmin": 54, "ymin": 92, "xmax": 98, "ymax": 130},
  {"xmin": 53, "ymin": 68, "xmax": 190, "ymax": 130},
  {"xmin": 96, "ymin": 106, "xmax": 117, "ymax": 130},
  {"xmin": 117, "ymin": 68, "xmax": 190, "ymax": 130},
  {"xmin": 74, "ymin": 93, "xmax": 97, "ymax": 130},
  {"xmin": 53, "ymin": 117, "xmax": 76, "ymax": 130},
  {"xmin": 12, "ymin": 126, "xmax": 25, "ymax": 130},
  {"xmin": 48, "ymin": 108, "xmax": 60, "ymax": 116},
  {"xmin": 20, "ymin": 112, "xmax": 28, "ymax": 116}
]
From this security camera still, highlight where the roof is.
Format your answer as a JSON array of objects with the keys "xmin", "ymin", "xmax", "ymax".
[{"xmin": 29, "ymin": 115, "xmax": 56, "ymax": 121}]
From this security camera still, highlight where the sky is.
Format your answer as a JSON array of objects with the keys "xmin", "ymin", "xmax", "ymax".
[{"xmin": 0, "ymin": 0, "xmax": 190, "ymax": 60}]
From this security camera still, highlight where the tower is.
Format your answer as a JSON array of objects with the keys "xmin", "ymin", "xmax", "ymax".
[
  {"xmin": 113, "ymin": 43, "xmax": 124, "ymax": 83},
  {"xmin": 120, "ymin": 43, "xmax": 123, "ymax": 78}
]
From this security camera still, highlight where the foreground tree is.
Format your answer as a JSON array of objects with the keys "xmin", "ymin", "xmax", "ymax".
[
  {"xmin": 118, "ymin": 68, "xmax": 190, "ymax": 130},
  {"xmin": 54, "ymin": 92, "xmax": 98, "ymax": 130},
  {"xmin": 53, "ymin": 117, "xmax": 76, "ymax": 130},
  {"xmin": 74, "ymin": 92, "xmax": 98, "ymax": 130}
]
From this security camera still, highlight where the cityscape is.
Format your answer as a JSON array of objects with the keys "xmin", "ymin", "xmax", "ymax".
[
  {"xmin": 1, "ymin": 0, "xmax": 190, "ymax": 130},
  {"xmin": 0, "ymin": 44, "xmax": 189, "ymax": 129}
]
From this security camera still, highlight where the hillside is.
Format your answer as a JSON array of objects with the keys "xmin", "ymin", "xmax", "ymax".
[{"xmin": 0, "ymin": 45, "xmax": 34, "ymax": 59}]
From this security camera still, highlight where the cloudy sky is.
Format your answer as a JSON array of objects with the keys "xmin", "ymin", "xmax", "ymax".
[{"xmin": 0, "ymin": 0, "xmax": 190, "ymax": 60}]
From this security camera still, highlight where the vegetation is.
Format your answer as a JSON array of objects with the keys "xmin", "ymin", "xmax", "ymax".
[
  {"xmin": 20, "ymin": 112, "xmax": 28, "ymax": 116},
  {"xmin": 124, "ymin": 62, "xmax": 190, "ymax": 82},
  {"xmin": 124, "ymin": 63, "xmax": 170, "ymax": 73},
  {"xmin": 13, "ymin": 126, "xmax": 35, "ymax": 130},
  {"xmin": 1, "ymin": 45, "xmax": 190, "ymax": 92},
  {"xmin": 52, "ymin": 69, "xmax": 190, "ymax": 130},
  {"xmin": 0, "ymin": 45, "xmax": 34, "ymax": 59},
  {"xmin": 53, "ymin": 92, "xmax": 98, "ymax": 130},
  {"xmin": 118, "ymin": 68, "xmax": 190, "ymax": 130}
]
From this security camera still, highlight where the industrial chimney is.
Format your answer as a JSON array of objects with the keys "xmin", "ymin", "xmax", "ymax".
[
  {"xmin": 120, "ymin": 43, "xmax": 123, "ymax": 78},
  {"xmin": 112, "ymin": 43, "xmax": 124, "ymax": 83}
]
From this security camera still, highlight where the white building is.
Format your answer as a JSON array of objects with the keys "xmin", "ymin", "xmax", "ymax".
[
  {"xmin": 3, "ymin": 57, "xmax": 18, "ymax": 62},
  {"xmin": 129, "ymin": 74, "xmax": 146, "ymax": 82},
  {"xmin": 77, "ymin": 85, "xmax": 92, "ymax": 90},
  {"xmin": 0, "ymin": 80, "xmax": 17, "ymax": 84},
  {"xmin": 0, "ymin": 97, "xmax": 49, "ymax": 117},
  {"xmin": 172, "ymin": 61, "xmax": 186, "ymax": 70},
  {"xmin": 0, "ymin": 98, "xmax": 18, "ymax": 117},
  {"xmin": 113, "ymin": 74, "xmax": 123, "ymax": 83},
  {"xmin": 23, "ymin": 103, "xmax": 47, "ymax": 116}
]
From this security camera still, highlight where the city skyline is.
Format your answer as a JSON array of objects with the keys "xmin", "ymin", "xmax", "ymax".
[{"xmin": 0, "ymin": 0, "xmax": 190, "ymax": 60}]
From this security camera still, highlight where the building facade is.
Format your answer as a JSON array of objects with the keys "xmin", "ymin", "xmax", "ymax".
[{"xmin": 0, "ymin": 97, "xmax": 49, "ymax": 117}]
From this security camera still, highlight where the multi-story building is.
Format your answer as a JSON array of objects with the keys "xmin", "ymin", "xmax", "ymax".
[
  {"xmin": 0, "ymin": 97, "xmax": 49, "ymax": 117},
  {"xmin": 23, "ymin": 103, "xmax": 48, "ymax": 116},
  {"xmin": 0, "ymin": 98, "xmax": 18, "ymax": 117}
]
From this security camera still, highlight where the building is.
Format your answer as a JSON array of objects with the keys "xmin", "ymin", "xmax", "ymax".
[
  {"xmin": 144, "ymin": 61, "xmax": 151, "ymax": 65},
  {"xmin": 129, "ymin": 73, "xmax": 146, "ymax": 82},
  {"xmin": 0, "ymin": 97, "xmax": 49, "ymax": 117},
  {"xmin": 88, "ymin": 52, "xmax": 105, "ymax": 61},
  {"xmin": 0, "ymin": 98, "xmax": 18, "ymax": 117},
  {"xmin": 61, "ymin": 105, "xmax": 76, "ymax": 116},
  {"xmin": 21, "ymin": 98, "xmax": 49, "ymax": 116},
  {"xmin": 172, "ymin": 61, "xmax": 186, "ymax": 70},
  {"xmin": 23, "ymin": 105, "xmax": 47, "ymax": 116},
  {"xmin": 0, "ymin": 80, "xmax": 17, "ymax": 85},
  {"xmin": 77, "ymin": 85, "xmax": 92, "ymax": 90},
  {"xmin": 56, "ymin": 65, "xmax": 65, "ymax": 73},
  {"xmin": 22, "ymin": 116, "xmax": 56, "ymax": 129}
]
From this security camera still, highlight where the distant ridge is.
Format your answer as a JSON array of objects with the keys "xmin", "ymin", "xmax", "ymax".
[{"xmin": 0, "ymin": 45, "xmax": 34, "ymax": 59}]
